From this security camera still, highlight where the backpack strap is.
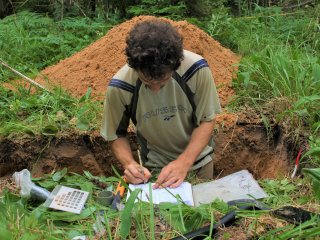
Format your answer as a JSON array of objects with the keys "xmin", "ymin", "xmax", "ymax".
[
  {"xmin": 172, "ymin": 71, "xmax": 198, "ymax": 128},
  {"xmin": 109, "ymin": 78, "xmax": 135, "ymax": 137},
  {"xmin": 129, "ymin": 79, "xmax": 142, "ymax": 126}
]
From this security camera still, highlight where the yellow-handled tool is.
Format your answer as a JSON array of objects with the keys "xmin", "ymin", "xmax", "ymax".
[
  {"xmin": 111, "ymin": 177, "xmax": 126, "ymax": 210},
  {"xmin": 115, "ymin": 178, "xmax": 126, "ymax": 197}
]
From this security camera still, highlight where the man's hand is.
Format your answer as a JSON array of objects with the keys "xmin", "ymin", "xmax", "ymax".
[
  {"xmin": 153, "ymin": 157, "xmax": 192, "ymax": 189},
  {"xmin": 111, "ymin": 138, "xmax": 151, "ymax": 184},
  {"xmin": 124, "ymin": 163, "xmax": 151, "ymax": 184}
]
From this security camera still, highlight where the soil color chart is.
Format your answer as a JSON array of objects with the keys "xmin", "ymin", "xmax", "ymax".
[{"xmin": 47, "ymin": 186, "xmax": 89, "ymax": 214}]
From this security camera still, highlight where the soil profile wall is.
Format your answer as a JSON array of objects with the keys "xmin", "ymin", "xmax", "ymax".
[{"xmin": 0, "ymin": 123, "xmax": 290, "ymax": 179}]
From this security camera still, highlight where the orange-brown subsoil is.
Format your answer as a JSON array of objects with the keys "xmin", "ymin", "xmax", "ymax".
[{"xmin": 36, "ymin": 16, "xmax": 240, "ymax": 107}]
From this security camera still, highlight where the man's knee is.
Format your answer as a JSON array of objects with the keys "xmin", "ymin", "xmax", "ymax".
[{"xmin": 196, "ymin": 160, "xmax": 214, "ymax": 179}]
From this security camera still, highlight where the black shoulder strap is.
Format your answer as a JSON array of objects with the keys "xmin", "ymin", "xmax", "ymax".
[
  {"xmin": 129, "ymin": 79, "xmax": 142, "ymax": 125},
  {"xmin": 172, "ymin": 71, "xmax": 198, "ymax": 127}
]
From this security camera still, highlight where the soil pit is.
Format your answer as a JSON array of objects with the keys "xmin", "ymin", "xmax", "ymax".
[{"xmin": 0, "ymin": 115, "xmax": 292, "ymax": 180}]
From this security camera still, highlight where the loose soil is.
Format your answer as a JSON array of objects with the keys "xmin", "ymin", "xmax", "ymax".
[{"xmin": 1, "ymin": 16, "xmax": 293, "ymax": 180}]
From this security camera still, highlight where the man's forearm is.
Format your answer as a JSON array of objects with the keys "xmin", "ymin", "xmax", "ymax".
[
  {"xmin": 179, "ymin": 120, "xmax": 215, "ymax": 166},
  {"xmin": 111, "ymin": 137, "xmax": 137, "ymax": 168}
]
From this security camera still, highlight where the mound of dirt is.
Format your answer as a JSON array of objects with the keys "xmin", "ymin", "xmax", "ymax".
[{"xmin": 37, "ymin": 16, "xmax": 240, "ymax": 106}]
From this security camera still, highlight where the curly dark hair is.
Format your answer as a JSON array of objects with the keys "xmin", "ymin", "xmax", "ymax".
[{"xmin": 125, "ymin": 19, "xmax": 184, "ymax": 80}]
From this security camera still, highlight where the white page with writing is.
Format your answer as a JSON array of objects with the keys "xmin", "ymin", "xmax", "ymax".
[
  {"xmin": 127, "ymin": 182, "xmax": 194, "ymax": 206},
  {"xmin": 192, "ymin": 170, "xmax": 268, "ymax": 206}
]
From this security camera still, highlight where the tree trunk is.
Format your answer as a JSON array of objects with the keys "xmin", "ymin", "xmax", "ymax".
[
  {"xmin": 0, "ymin": 0, "xmax": 13, "ymax": 19},
  {"xmin": 90, "ymin": 0, "xmax": 96, "ymax": 17}
]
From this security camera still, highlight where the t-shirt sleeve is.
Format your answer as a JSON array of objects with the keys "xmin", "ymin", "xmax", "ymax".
[
  {"xmin": 192, "ymin": 67, "xmax": 222, "ymax": 125},
  {"xmin": 100, "ymin": 86, "xmax": 130, "ymax": 141}
]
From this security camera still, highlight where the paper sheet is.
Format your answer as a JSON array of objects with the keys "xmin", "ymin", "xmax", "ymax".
[
  {"xmin": 127, "ymin": 182, "xmax": 194, "ymax": 206},
  {"xmin": 192, "ymin": 170, "xmax": 268, "ymax": 206}
]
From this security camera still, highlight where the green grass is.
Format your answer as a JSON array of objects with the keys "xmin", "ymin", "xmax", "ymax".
[
  {"xmin": 0, "ymin": 85, "xmax": 102, "ymax": 137},
  {"xmin": 234, "ymin": 47, "xmax": 319, "ymax": 100},
  {"xmin": 0, "ymin": 11, "xmax": 110, "ymax": 136},
  {"xmin": 205, "ymin": 6, "xmax": 319, "ymax": 101},
  {"xmin": 205, "ymin": 5, "xmax": 320, "ymax": 166},
  {"xmin": 234, "ymin": 46, "xmax": 320, "ymax": 132},
  {"xmin": 0, "ymin": 11, "xmax": 110, "ymax": 80},
  {"xmin": 1, "ymin": 169, "xmax": 319, "ymax": 239},
  {"xmin": 207, "ymin": 6, "xmax": 319, "ymax": 55}
]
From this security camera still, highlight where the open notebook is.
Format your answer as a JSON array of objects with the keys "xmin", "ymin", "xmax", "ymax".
[
  {"xmin": 127, "ymin": 182, "xmax": 194, "ymax": 206},
  {"xmin": 126, "ymin": 170, "xmax": 268, "ymax": 207}
]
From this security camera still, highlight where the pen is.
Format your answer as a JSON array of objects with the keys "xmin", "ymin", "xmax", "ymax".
[{"xmin": 137, "ymin": 149, "xmax": 146, "ymax": 184}]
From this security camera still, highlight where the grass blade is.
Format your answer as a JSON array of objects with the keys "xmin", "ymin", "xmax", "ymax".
[
  {"xmin": 149, "ymin": 183, "xmax": 155, "ymax": 240},
  {"xmin": 120, "ymin": 188, "xmax": 141, "ymax": 239}
]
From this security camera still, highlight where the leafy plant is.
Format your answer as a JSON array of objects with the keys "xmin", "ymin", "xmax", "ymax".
[
  {"xmin": 206, "ymin": 12, "xmax": 232, "ymax": 39},
  {"xmin": 127, "ymin": 0, "xmax": 187, "ymax": 20},
  {"xmin": 304, "ymin": 134, "xmax": 320, "ymax": 166},
  {"xmin": 260, "ymin": 178, "xmax": 296, "ymax": 207}
]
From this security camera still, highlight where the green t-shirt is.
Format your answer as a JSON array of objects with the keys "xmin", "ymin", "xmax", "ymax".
[{"xmin": 101, "ymin": 50, "xmax": 221, "ymax": 170}]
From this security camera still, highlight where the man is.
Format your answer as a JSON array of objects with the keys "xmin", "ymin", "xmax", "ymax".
[{"xmin": 101, "ymin": 19, "xmax": 221, "ymax": 189}]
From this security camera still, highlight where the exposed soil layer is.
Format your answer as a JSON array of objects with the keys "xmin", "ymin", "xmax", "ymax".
[
  {"xmin": 36, "ymin": 16, "xmax": 240, "ymax": 107},
  {"xmin": 0, "ymin": 119, "xmax": 292, "ymax": 179}
]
